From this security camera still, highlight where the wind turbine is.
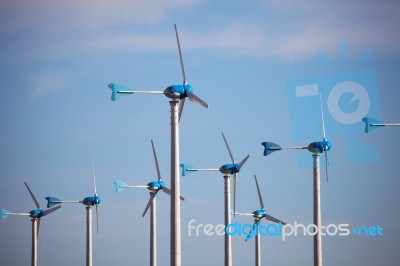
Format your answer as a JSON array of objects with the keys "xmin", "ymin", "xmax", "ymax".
[
  {"xmin": 0, "ymin": 182, "xmax": 61, "ymax": 266},
  {"xmin": 46, "ymin": 163, "xmax": 101, "ymax": 266},
  {"xmin": 235, "ymin": 175, "xmax": 286, "ymax": 266},
  {"xmin": 362, "ymin": 117, "xmax": 400, "ymax": 133},
  {"xmin": 180, "ymin": 132, "xmax": 250, "ymax": 266},
  {"xmin": 114, "ymin": 139, "xmax": 184, "ymax": 266},
  {"xmin": 108, "ymin": 24, "xmax": 208, "ymax": 266},
  {"xmin": 261, "ymin": 95, "xmax": 331, "ymax": 266}
]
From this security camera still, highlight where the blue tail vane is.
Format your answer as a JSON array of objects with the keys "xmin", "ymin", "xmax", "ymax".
[
  {"xmin": 114, "ymin": 181, "xmax": 128, "ymax": 193},
  {"xmin": 261, "ymin": 142, "xmax": 282, "ymax": 156},
  {"xmin": 45, "ymin": 197, "xmax": 62, "ymax": 208},
  {"xmin": 108, "ymin": 83, "xmax": 131, "ymax": 101},
  {"xmin": 0, "ymin": 209, "xmax": 11, "ymax": 220},
  {"xmin": 180, "ymin": 164, "xmax": 196, "ymax": 177},
  {"xmin": 362, "ymin": 117, "xmax": 383, "ymax": 133}
]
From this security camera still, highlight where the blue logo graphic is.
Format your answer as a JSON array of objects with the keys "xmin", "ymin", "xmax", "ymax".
[{"xmin": 287, "ymin": 41, "xmax": 381, "ymax": 164}]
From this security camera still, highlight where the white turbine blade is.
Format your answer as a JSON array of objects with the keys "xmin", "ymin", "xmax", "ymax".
[
  {"xmin": 265, "ymin": 214, "xmax": 286, "ymax": 225},
  {"xmin": 24, "ymin": 182, "xmax": 40, "ymax": 209},
  {"xmin": 92, "ymin": 161, "xmax": 97, "ymax": 196},
  {"xmin": 237, "ymin": 154, "xmax": 250, "ymax": 170},
  {"xmin": 42, "ymin": 205, "xmax": 61, "ymax": 216},
  {"xmin": 117, "ymin": 90, "xmax": 164, "ymax": 94},
  {"xmin": 319, "ymin": 93, "xmax": 327, "ymax": 140},
  {"xmin": 178, "ymin": 98, "xmax": 186, "ymax": 122},
  {"xmin": 142, "ymin": 192, "xmax": 157, "ymax": 217},
  {"xmin": 151, "ymin": 140, "xmax": 162, "ymax": 180},
  {"xmin": 254, "ymin": 175, "xmax": 264, "ymax": 210},
  {"xmin": 324, "ymin": 150, "xmax": 329, "ymax": 182},
  {"xmin": 233, "ymin": 173, "xmax": 237, "ymax": 217},
  {"xmin": 96, "ymin": 204, "xmax": 99, "ymax": 235},
  {"xmin": 222, "ymin": 132, "xmax": 235, "ymax": 163},
  {"xmin": 186, "ymin": 91, "xmax": 209, "ymax": 109},
  {"xmin": 174, "ymin": 24, "xmax": 187, "ymax": 85}
]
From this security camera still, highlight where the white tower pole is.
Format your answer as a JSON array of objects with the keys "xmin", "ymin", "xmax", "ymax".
[
  {"xmin": 312, "ymin": 153, "xmax": 323, "ymax": 266},
  {"xmin": 150, "ymin": 192, "xmax": 157, "ymax": 266},
  {"xmin": 255, "ymin": 220, "xmax": 261, "ymax": 266},
  {"xmin": 223, "ymin": 175, "xmax": 232, "ymax": 266},
  {"xmin": 86, "ymin": 206, "xmax": 93, "ymax": 266},
  {"xmin": 170, "ymin": 99, "xmax": 181, "ymax": 266},
  {"xmin": 31, "ymin": 218, "xmax": 38, "ymax": 266}
]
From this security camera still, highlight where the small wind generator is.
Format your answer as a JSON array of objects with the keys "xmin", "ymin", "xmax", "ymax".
[
  {"xmin": 180, "ymin": 132, "xmax": 250, "ymax": 266},
  {"xmin": 1, "ymin": 182, "xmax": 61, "ymax": 266},
  {"xmin": 261, "ymin": 95, "xmax": 331, "ymax": 266},
  {"xmin": 46, "ymin": 162, "xmax": 101, "ymax": 266}
]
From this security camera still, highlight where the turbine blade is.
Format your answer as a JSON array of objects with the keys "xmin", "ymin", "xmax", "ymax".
[
  {"xmin": 37, "ymin": 218, "xmax": 41, "ymax": 238},
  {"xmin": 24, "ymin": 182, "xmax": 40, "ymax": 209},
  {"xmin": 178, "ymin": 98, "xmax": 186, "ymax": 122},
  {"xmin": 254, "ymin": 175, "xmax": 264, "ymax": 210},
  {"xmin": 237, "ymin": 154, "xmax": 250, "ymax": 170},
  {"xmin": 186, "ymin": 91, "xmax": 208, "ymax": 109},
  {"xmin": 245, "ymin": 222, "xmax": 256, "ymax": 242},
  {"xmin": 174, "ymin": 24, "xmax": 187, "ymax": 85},
  {"xmin": 151, "ymin": 139, "xmax": 162, "ymax": 181},
  {"xmin": 324, "ymin": 150, "xmax": 329, "ymax": 182},
  {"xmin": 162, "ymin": 186, "xmax": 184, "ymax": 200},
  {"xmin": 96, "ymin": 204, "xmax": 99, "ymax": 235},
  {"xmin": 142, "ymin": 192, "xmax": 157, "ymax": 217},
  {"xmin": 265, "ymin": 214, "xmax": 286, "ymax": 225},
  {"xmin": 222, "ymin": 132, "xmax": 235, "ymax": 163},
  {"xmin": 319, "ymin": 93, "xmax": 327, "ymax": 140},
  {"xmin": 92, "ymin": 161, "xmax": 97, "ymax": 196},
  {"xmin": 42, "ymin": 205, "xmax": 61, "ymax": 217},
  {"xmin": 233, "ymin": 173, "xmax": 237, "ymax": 217}
]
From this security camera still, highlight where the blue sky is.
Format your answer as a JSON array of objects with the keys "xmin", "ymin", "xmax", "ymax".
[{"xmin": 0, "ymin": 0, "xmax": 399, "ymax": 265}]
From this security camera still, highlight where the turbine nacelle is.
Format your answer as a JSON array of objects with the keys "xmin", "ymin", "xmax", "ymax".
[
  {"xmin": 147, "ymin": 180, "xmax": 166, "ymax": 192},
  {"xmin": 83, "ymin": 195, "xmax": 102, "ymax": 206},
  {"xmin": 219, "ymin": 163, "xmax": 240, "ymax": 175},
  {"xmin": 163, "ymin": 84, "xmax": 194, "ymax": 100},
  {"xmin": 252, "ymin": 209, "xmax": 267, "ymax": 221},
  {"xmin": 307, "ymin": 140, "xmax": 332, "ymax": 154}
]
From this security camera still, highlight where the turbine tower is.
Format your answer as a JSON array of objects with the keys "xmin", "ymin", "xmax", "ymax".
[
  {"xmin": 114, "ymin": 139, "xmax": 184, "ymax": 266},
  {"xmin": 261, "ymin": 95, "xmax": 331, "ymax": 266},
  {"xmin": 0, "ymin": 182, "xmax": 61, "ymax": 266},
  {"xmin": 362, "ymin": 117, "xmax": 400, "ymax": 133},
  {"xmin": 108, "ymin": 24, "xmax": 208, "ymax": 266},
  {"xmin": 46, "ymin": 163, "xmax": 101, "ymax": 266},
  {"xmin": 235, "ymin": 175, "xmax": 286, "ymax": 266},
  {"xmin": 180, "ymin": 132, "xmax": 250, "ymax": 266}
]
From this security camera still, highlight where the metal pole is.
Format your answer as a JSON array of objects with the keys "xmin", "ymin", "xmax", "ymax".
[
  {"xmin": 86, "ymin": 206, "xmax": 92, "ymax": 266},
  {"xmin": 255, "ymin": 220, "xmax": 261, "ymax": 266},
  {"xmin": 223, "ymin": 175, "xmax": 232, "ymax": 266},
  {"xmin": 170, "ymin": 100, "xmax": 181, "ymax": 266},
  {"xmin": 150, "ymin": 192, "xmax": 157, "ymax": 266},
  {"xmin": 31, "ymin": 218, "xmax": 38, "ymax": 266},
  {"xmin": 313, "ymin": 153, "xmax": 322, "ymax": 266}
]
